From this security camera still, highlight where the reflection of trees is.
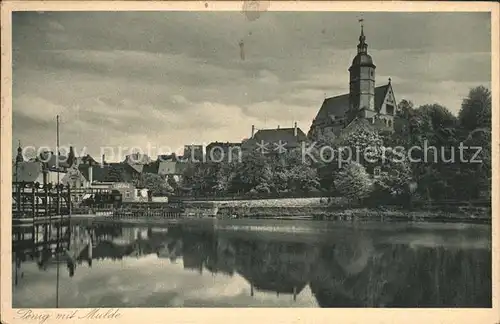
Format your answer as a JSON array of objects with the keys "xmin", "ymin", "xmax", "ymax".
[
  {"xmin": 204, "ymin": 237, "xmax": 236, "ymax": 276},
  {"xmin": 57, "ymin": 224, "xmax": 491, "ymax": 307},
  {"xmin": 232, "ymin": 239, "xmax": 318, "ymax": 298},
  {"xmin": 310, "ymin": 243, "xmax": 491, "ymax": 307}
]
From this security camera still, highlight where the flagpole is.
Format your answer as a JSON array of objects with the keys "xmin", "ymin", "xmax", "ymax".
[{"xmin": 56, "ymin": 115, "xmax": 60, "ymax": 308}]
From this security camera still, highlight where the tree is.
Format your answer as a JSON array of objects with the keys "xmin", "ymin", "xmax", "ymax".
[
  {"xmin": 458, "ymin": 86, "xmax": 491, "ymax": 132},
  {"xmin": 333, "ymin": 162, "xmax": 373, "ymax": 203},
  {"xmin": 288, "ymin": 163, "xmax": 321, "ymax": 193},
  {"xmin": 136, "ymin": 172, "xmax": 174, "ymax": 196},
  {"xmin": 337, "ymin": 119, "xmax": 384, "ymax": 170},
  {"xmin": 371, "ymin": 148, "xmax": 413, "ymax": 204}
]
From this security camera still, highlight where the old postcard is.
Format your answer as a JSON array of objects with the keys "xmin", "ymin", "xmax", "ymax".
[{"xmin": 1, "ymin": 1, "xmax": 498, "ymax": 324}]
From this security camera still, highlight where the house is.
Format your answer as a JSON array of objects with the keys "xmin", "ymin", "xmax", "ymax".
[
  {"xmin": 79, "ymin": 162, "xmax": 141, "ymax": 184},
  {"xmin": 61, "ymin": 166, "xmax": 90, "ymax": 188},
  {"xmin": 89, "ymin": 181, "xmax": 144, "ymax": 202},
  {"xmin": 241, "ymin": 122, "xmax": 308, "ymax": 154},
  {"xmin": 309, "ymin": 23, "xmax": 396, "ymax": 140},
  {"xmin": 144, "ymin": 154, "xmax": 187, "ymax": 185}
]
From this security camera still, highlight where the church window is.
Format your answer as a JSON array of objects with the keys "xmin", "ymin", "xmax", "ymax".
[{"xmin": 388, "ymin": 119, "xmax": 392, "ymax": 127}]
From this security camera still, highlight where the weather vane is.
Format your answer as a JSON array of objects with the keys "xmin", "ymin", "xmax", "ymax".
[{"xmin": 358, "ymin": 18, "xmax": 364, "ymax": 31}]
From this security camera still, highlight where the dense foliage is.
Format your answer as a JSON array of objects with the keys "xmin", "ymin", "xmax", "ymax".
[{"xmin": 134, "ymin": 172, "xmax": 174, "ymax": 196}]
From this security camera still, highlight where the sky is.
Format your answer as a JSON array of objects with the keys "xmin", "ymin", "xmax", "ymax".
[{"xmin": 12, "ymin": 11, "xmax": 491, "ymax": 162}]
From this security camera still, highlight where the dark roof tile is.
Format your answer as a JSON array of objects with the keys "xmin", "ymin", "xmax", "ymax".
[
  {"xmin": 252, "ymin": 127, "xmax": 307, "ymax": 146},
  {"xmin": 313, "ymin": 84, "xmax": 391, "ymax": 124}
]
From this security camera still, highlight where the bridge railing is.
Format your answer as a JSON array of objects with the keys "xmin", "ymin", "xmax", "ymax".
[{"xmin": 12, "ymin": 182, "xmax": 72, "ymax": 220}]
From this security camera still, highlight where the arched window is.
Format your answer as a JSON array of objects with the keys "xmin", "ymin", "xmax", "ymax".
[{"xmin": 388, "ymin": 119, "xmax": 392, "ymax": 127}]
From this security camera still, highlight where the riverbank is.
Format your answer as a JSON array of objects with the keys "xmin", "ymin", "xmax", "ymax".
[{"xmin": 195, "ymin": 197, "xmax": 491, "ymax": 224}]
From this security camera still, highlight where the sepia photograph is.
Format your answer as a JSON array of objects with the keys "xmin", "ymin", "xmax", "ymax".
[{"xmin": 1, "ymin": 1, "xmax": 498, "ymax": 321}]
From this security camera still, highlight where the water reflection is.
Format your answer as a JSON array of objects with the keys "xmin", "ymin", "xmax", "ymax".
[{"xmin": 13, "ymin": 222, "xmax": 491, "ymax": 308}]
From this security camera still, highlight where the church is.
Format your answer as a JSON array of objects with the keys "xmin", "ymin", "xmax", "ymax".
[{"xmin": 308, "ymin": 23, "xmax": 397, "ymax": 139}]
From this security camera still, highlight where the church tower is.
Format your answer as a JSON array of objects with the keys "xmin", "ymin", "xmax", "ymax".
[{"xmin": 348, "ymin": 21, "xmax": 376, "ymax": 119}]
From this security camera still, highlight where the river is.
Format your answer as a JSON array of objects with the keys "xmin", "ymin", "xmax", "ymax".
[{"xmin": 12, "ymin": 220, "xmax": 491, "ymax": 308}]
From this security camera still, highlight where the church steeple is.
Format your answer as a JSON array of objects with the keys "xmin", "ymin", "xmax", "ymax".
[
  {"xmin": 348, "ymin": 19, "xmax": 376, "ymax": 119},
  {"xmin": 357, "ymin": 19, "xmax": 368, "ymax": 54},
  {"xmin": 16, "ymin": 140, "xmax": 24, "ymax": 163}
]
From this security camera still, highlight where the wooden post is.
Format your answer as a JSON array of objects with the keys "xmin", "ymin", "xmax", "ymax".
[
  {"xmin": 44, "ymin": 184, "xmax": 49, "ymax": 242},
  {"xmin": 67, "ymin": 184, "xmax": 72, "ymax": 250},
  {"xmin": 56, "ymin": 184, "xmax": 60, "ymax": 252},
  {"xmin": 31, "ymin": 185, "xmax": 36, "ymax": 256}
]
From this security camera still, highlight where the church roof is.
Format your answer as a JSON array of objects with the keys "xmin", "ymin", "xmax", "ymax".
[
  {"xmin": 315, "ymin": 93, "xmax": 350, "ymax": 122},
  {"xmin": 351, "ymin": 53, "xmax": 375, "ymax": 67},
  {"xmin": 313, "ymin": 83, "xmax": 391, "ymax": 125},
  {"xmin": 374, "ymin": 84, "xmax": 391, "ymax": 112}
]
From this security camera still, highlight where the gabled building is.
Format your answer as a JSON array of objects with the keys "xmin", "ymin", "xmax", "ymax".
[
  {"xmin": 241, "ymin": 123, "xmax": 308, "ymax": 154},
  {"xmin": 309, "ymin": 23, "xmax": 396, "ymax": 140}
]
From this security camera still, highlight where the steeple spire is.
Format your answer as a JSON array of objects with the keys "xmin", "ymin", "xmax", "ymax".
[
  {"xmin": 357, "ymin": 18, "xmax": 368, "ymax": 54},
  {"xmin": 16, "ymin": 140, "xmax": 24, "ymax": 163}
]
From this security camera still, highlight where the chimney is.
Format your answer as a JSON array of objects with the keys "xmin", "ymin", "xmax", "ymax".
[
  {"xmin": 277, "ymin": 125, "xmax": 280, "ymax": 129},
  {"xmin": 88, "ymin": 165, "xmax": 93, "ymax": 184},
  {"xmin": 102, "ymin": 154, "xmax": 105, "ymax": 166},
  {"xmin": 251, "ymin": 125, "xmax": 255, "ymax": 138},
  {"xmin": 294, "ymin": 122, "xmax": 298, "ymax": 137}
]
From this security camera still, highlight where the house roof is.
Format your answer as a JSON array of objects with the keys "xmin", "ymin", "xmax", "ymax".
[
  {"xmin": 39, "ymin": 152, "xmax": 71, "ymax": 169},
  {"xmin": 78, "ymin": 164, "xmax": 111, "ymax": 182},
  {"xmin": 13, "ymin": 161, "xmax": 43, "ymax": 182},
  {"xmin": 143, "ymin": 160, "xmax": 159, "ymax": 174},
  {"xmin": 61, "ymin": 168, "xmax": 87, "ymax": 186},
  {"xmin": 79, "ymin": 163, "xmax": 139, "ymax": 183},
  {"xmin": 206, "ymin": 142, "xmax": 242, "ymax": 150},
  {"xmin": 313, "ymin": 83, "xmax": 391, "ymax": 124},
  {"xmin": 78, "ymin": 154, "xmax": 100, "ymax": 166},
  {"xmin": 124, "ymin": 153, "xmax": 151, "ymax": 165},
  {"xmin": 249, "ymin": 127, "xmax": 307, "ymax": 146},
  {"xmin": 126, "ymin": 162, "xmax": 144, "ymax": 173}
]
